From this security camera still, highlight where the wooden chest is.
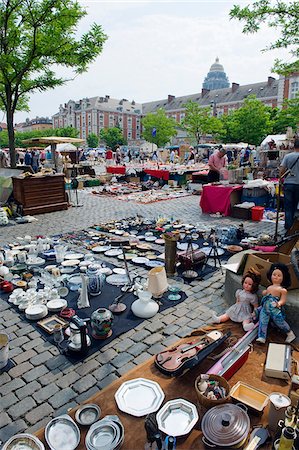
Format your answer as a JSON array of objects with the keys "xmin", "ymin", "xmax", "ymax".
[{"xmin": 12, "ymin": 174, "xmax": 68, "ymax": 215}]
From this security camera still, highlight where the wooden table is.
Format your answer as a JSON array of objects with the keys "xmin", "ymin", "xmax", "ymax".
[
  {"xmin": 13, "ymin": 174, "xmax": 68, "ymax": 215},
  {"xmin": 35, "ymin": 324, "xmax": 293, "ymax": 449}
]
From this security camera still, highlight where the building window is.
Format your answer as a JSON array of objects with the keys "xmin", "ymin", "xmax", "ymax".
[
  {"xmin": 291, "ymin": 81, "xmax": 299, "ymax": 99},
  {"xmin": 128, "ymin": 131, "xmax": 132, "ymax": 139}
]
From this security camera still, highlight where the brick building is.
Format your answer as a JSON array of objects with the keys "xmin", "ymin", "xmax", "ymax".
[{"xmin": 15, "ymin": 117, "xmax": 52, "ymax": 132}]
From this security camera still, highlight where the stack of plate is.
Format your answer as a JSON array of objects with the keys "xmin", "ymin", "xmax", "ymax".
[
  {"xmin": 47, "ymin": 298, "xmax": 68, "ymax": 313},
  {"xmin": 85, "ymin": 415, "xmax": 124, "ymax": 450},
  {"xmin": 25, "ymin": 304, "xmax": 48, "ymax": 320}
]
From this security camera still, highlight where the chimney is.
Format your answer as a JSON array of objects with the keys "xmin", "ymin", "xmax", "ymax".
[
  {"xmin": 201, "ymin": 88, "xmax": 210, "ymax": 97},
  {"xmin": 168, "ymin": 94, "xmax": 175, "ymax": 103},
  {"xmin": 232, "ymin": 82, "xmax": 240, "ymax": 93},
  {"xmin": 268, "ymin": 76, "xmax": 275, "ymax": 86}
]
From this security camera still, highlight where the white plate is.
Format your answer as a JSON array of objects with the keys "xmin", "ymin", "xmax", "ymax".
[
  {"xmin": 61, "ymin": 259, "xmax": 80, "ymax": 267},
  {"xmin": 98, "ymin": 267, "xmax": 113, "ymax": 275},
  {"xmin": 173, "ymin": 224, "xmax": 183, "ymax": 228},
  {"xmin": 64, "ymin": 253, "xmax": 84, "ymax": 260},
  {"xmin": 27, "ymin": 257, "xmax": 45, "ymax": 266},
  {"xmin": 156, "ymin": 399, "xmax": 199, "ymax": 437},
  {"xmin": 59, "ymin": 266, "xmax": 76, "ymax": 274},
  {"xmin": 25, "ymin": 304, "xmax": 48, "ymax": 320},
  {"xmin": 145, "ymin": 236, "xmax": 156, "ymax": 242},
  {"xmin": 117, "ymin": 253, "xmax": 135, "ymax": 260},
  {"xmin": 146, "ymin": 261, "xmax": 165, "ymax": 268},
  {"xmin": 177, "ymin": 243, "xmax": 199, "ymax": 251},
  {"xmin": 137, "ymin": 235, "xmax": 145, "ymax": 240},
  {"xmin": 132, "ymin": 257, "xmax": 149, "ymax": 265},
  {"xmin": 201, "ymin": 246, "xmax": 225, "ymax": 256},
  {"xmin": 155, "ymin": 239, "xmax": 165, "ymax": 245},
  {"xmin": 45, "ymin": 265, "xmax": 57, "ymax": 272},
  {"xmin": 113, "ymin": 268, "xmax": 126, "ymax": 275},
  {"xmin": 104, "ymin": 249, "xmax": 123, "ymax": 257},
  {"xmin": 92, "ymin": 246, "xmax": 111, "ymax": 253},
  {"xmin": 115, "ymin": 378, "xmax": 164, "ymax": 417},
  {"xmin": 106, "ymin": 274, "xmax": 131, "ymax": 286},
  {"xmin": 47, "ymin": 299, "xmax": 68, "ymax": 312}
]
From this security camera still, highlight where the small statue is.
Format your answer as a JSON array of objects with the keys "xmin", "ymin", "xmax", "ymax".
[{"xmin": 77, "ymin": 273, "xmax": 90, "ymax": 309}]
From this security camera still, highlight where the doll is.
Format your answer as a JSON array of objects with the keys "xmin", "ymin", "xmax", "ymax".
[
  {"xmin": 256, "ymin": 263, "xmax": 296, "ymax": 344},
  {"xmin": 212, "ymin": 270, "xmax": 260, "ymax": 331},
  {"xmin": 256, "ymin": 263, "xmax": 295, "ymax": 344}
]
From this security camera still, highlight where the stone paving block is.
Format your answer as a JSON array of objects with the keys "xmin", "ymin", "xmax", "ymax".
[
  {"xmin": 144, "ymin": 320, "xmax": 164, "ymax": 333},
  {"xmin": 127, "ymin": 341, "xmax": 147, "ymax": 357},
  {"xmin": 23, "ymin": 365, "xmax": 48, "ymax": 383},
  {"xmin": 174, "ymin": 316, "xmax": 190, "ymax": 327},
  {"xmin": 147, "ymin": 343, "xmax": 166, "ymax": 355},
  {"xmin": 175, "ymin": 326, "xmax": 193, "ymax": 338},
  {"xmin": 30, "ymin": 350, "xmax": 53, "ymax": 366},
  {"xmin": 49, "ymin": 387, "xmax": 77, "ymax": 409},
  {"xmin": 115, "ymin": 338, "xmax": 135, "ymax": 352},
  {"xmin": 92, "ymin": 363, "xmax": 115, "ymax": 381},
  {"xmin": 45, "ymin": 354, "xmax": 68, "ymax": 371},
  {"xmin": 161, "ymin": 314, "xmax": 178, "ymax": 325},
  {"xmin": 4, "ymin": 325, "xmax": 19, "ymax": 335},
  {"xmin": 15, "ymin": 380, "xmax": 41, "ymax": 400},
  {"xmin": 97, "ymin": 373, "xmax": 119, "ymax": 390},
  {"xmin": 9, "ymin": 347, "xmax": 23, "ymax": 359},
  {"xmin": 0, "ymin": 372, "xmax": 11, "ymax": 385},
  {"xmin": 95, "ymin": 348, "xmax": 118, "ymax": 364},
  {"xmin": 27, "ymin": 416, "xmax": 52, "ymax": 435},
  {"xmin": 25, "ymin": 403, "xmax": 54, "ymax": 425},
  {"xmin": 186, "ymin": 310, "xmax": 199, "ymax": 319},
  {"xmin": 13, "ymin": 349, "xmax": 37, "ymax": 365},
  {"xmin": 54, "ymin": 401, "xmax": 78, "ymax": 418},
  {"xmin": 9, "ymin": 335, "xmax": 29, "ymax": 349},
  {"xmin": 134, "ymin": 352, "xmax": 151, "ymax": 366},
  {"xmin": 23, "ymin": 337, "xmax": 45, "ymax": 351},
  {"xmin": 111, "ymin": 352, "xmax": 134, "ymax": 369},
  {"xmin": 72, "ymin": 374, "xmax": 96, "ymax": 394},
  {"xmin": 162, "ymin": 335, "xmax": 181, "ymax": 347},
  {"xmin": 75, "ymin": 360, "xmax": 99, "ymax": 377},
  {"xmin": 163, "ymin": 324, "xmax": 180, "ymax": 336},
  {"xmin": 56, "ymin": 371, "xmax": 80, "ymax": 389},
  {"xmin": 130, "ymin": 329, "xmax": 151, "ymax": 342},
  {"xmin": 0, "ymin": 411, "xmax": 11, "ymax": 428},
  {"xmin": 1, "ymin": 378, "xmax": 25, "ymax": 396},
  {"xmin": 117, "ymin": 362, "xmax": 137, "ymax": 377},
  {"xmin": 7, "ymin": 397, "xmax": 36, "ymax": 420},
  {"xmin": 1, "ymin": 393, "xmax": 19, "ymax": 409},
  {"xmin": 143, "ymin": 333, "xmax": 163, "ymax": 346},
  {"xmin": 8, "ymin": 361, "xmax": 34, "ymax": 378},
  {"xmin": 76, "ymin": 386, "xmax": 99, "ymax": 404},
  {"xmin": 0, "ymin": 419, "xmax": 27, "ymax": 444},
  {"xmin": 28, "ymin": 331, "xmax": 40, "ymax": 339},
  {"xmin": 33, "ymin": 383, "xmax": 60, "ymax": 404},
  {"xmin": 15, "ymin": 325, "xmax": 34, "ymax": 337},
  {"xmin": 38, "ymin": 371, "xmax": 63, "ymax": 386},
  {"xmin": 188, "ymin": 318, "xmax": 205, "ymax": 329}
]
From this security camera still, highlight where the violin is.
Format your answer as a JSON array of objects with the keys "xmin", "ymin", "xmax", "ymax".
[{"xmin": 155, "ymin": 331, "xmax": 231, "ymax": 377}]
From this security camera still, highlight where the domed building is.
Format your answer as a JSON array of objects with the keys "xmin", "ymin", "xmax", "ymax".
[{"xmin": 202, "ymin": 57, "xmax": 230, "ymax": 90}]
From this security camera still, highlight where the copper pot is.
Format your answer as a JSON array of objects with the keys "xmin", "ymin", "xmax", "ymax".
[{"xmin": 201, "ymin": 403, "xmax": 250, "ymax": 448}]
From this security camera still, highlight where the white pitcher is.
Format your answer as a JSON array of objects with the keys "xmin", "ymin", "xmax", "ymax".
[{"xmin": 0, "ymin": 333, "xmax": 9, "ymax": 369}]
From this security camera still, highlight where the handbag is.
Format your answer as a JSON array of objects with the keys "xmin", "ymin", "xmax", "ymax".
[{"xmin": 177, "ymin": 240, "xmax": 206, "ymax": 269}]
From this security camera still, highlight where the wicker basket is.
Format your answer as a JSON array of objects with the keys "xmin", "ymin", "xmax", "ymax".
[{"xmin": 195, "ymin": 374, "xmax": 230, "ymax": 409}]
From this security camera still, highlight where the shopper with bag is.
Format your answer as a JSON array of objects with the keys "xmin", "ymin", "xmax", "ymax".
[{"xmin": 280, "ymin": 138, "xmax": 299, "ymax": 230}]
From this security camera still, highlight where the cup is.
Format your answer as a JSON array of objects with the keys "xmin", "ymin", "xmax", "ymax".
[
  {"xmin": 54, "ymin": 245, "xmax": 67, "ymax": 263},
  {"xmin": 0, "ymin": 333, "xmax": 9, "ymax": 369}
]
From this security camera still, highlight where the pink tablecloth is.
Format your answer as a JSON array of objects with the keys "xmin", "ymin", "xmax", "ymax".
[
  {"xmin": 106, "ymin": 166, "xmax": 126, "ymax": 175},
  {"xmin": 144, "ymin": 169, "xmax": 170, "ymax": 181},
  {"xmin": 200, "ymin": 184, "xmax": 243, "ymax": 216}
]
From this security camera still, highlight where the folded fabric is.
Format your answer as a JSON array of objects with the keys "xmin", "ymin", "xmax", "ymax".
[{"xmin": 252, "ymin": 245, "xmax": 277, "ymax": 252}]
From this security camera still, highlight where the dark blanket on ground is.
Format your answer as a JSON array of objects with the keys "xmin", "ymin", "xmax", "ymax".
[{"xmin": 35, "ymin": 322, "xmax": 298, "ymax": 449}]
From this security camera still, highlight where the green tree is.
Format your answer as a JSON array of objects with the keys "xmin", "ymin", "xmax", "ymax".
[
  {"xmin": 54, "ymin": 127, "xmax": 79, "ymax": 138},
  {"xmin": 221, "ymin": 95, "xmax": 273, "ymax": 145},
  {"xmin": 230, "ymin": 1, "xmax": 299, "ymax": 74},
  {"xmin": 272, "ymin": 96, "xmax": 299, "ymax": 133},
  {"xmin": 0, "ymin": 0, "xmax": 107, "ymax": 167},
  {"xmin": 87, "ymin": 133, "xmax": 99, "ymax": 148},
  {"xmin": 141, "ymin": 109, "xmax": 177, "ymax": 148},
  {"xmin": 99, "ymin": 127, "xmax": 126, "ymax": 150},
  {"xmin": 182, "ymin": 101, "xmax": 224, "ymax": 144}
]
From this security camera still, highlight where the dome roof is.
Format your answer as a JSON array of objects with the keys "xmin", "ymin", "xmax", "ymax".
[{"xmin": 210, "ymin": 57, "xmax": 224, "ymax": 73}]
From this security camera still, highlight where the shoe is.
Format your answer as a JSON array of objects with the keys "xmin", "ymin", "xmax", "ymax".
[
  {"xmin": 285, "ymin": 330, "xmax": 296, "ymax": 343},
  {"xmin": 211, "ymin": 313, "xmax": 220, "ymax": 324},
  {"xmin": 243, "ymin": 322, "xmax": 255, "ymax": 332},
  {"xmin": 256, "ymin": 337, "xmax": 266, "ymax": 344}
]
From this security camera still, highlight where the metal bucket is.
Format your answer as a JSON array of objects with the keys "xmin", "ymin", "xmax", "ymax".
[{"xmin": 0, "ymin": 333, "xmax": 9, "ymax": 369}]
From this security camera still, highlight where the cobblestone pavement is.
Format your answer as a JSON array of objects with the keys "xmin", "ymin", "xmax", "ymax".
[{"xmin": 0, "ymin": 191, "xmax": 283, "ymax": 444}]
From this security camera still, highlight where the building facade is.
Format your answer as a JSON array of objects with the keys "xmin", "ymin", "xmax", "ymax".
[
  {"xmin": 14, "ymin": 117, "xmax": 52, "ymax": 132},
  {"xmin": 52, "ymin": 96, "xmax": 142, "ymax": 142},
  {"xmin": 202, "ymin": 57, "xmax": 230, "ymax": 90}
]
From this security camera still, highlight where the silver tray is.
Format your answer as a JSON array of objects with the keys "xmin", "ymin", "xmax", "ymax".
[
  {"xmin": 115, "ymin": 378, "xmax": 164, "ymax": 417},
  {"xmin": 3, "ymin": 434, "xmax": 45, "ymax": 450},
  {"xmin": 75, "ymin": 404, "xmax": 101, "ymax": 426},
  {"xmin": 45, "ymin": 415, "xmax": 80, "ymax": 450},
  {"xmin": 156, "ymin": 398, "xmax": 199, "ymax": 437}
]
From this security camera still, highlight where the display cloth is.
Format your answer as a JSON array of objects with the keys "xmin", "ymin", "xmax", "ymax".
[
  {"xmin": 106, "ymin": 166, "xmax": 126, "ymax": 175},
  {"xmin": 0, "ymin": 264, "xmax": 187, "ymax": 364},
  {"xmin": 143, "ymin": 168, "xmax": 170, "ymax": 181},
  {"xmin": 35, "ymin": 322, "xmax": 299, "ymax": 449},
  {"xmin": 200, "ymin": 184, "xmax": 243, "ymax": 216}
]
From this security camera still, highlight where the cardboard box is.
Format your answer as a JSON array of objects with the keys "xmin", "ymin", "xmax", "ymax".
[
  {"xmin": 129, "ymin": 176, "xmax": 140, "ymax": 183},
  {"xmin": 243, "ymin": 252, "xmax": 299, "ymax": 290}
]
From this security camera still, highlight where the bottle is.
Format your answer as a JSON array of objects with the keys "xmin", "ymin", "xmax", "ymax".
[
  {"xmin": 278, "ymin": 426, "xmax": 296, "ymax": 450},
  {"xmin": 165, "ymin": 436, "xmax": 176, "ymax": 450},
  {"xmin": 285, "ymin": 406, "xmax": 296, "ymax": 428},
  {"xmin": 154, "ymin": 433, "xmax": 163, "ymax": 450}
]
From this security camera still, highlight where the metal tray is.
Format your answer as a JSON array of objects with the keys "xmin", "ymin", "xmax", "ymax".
[
  {"xmin": 156, "ymin": 399, "xmax": 199, "ymax": 437},
  {"xmin": 45, "ymin": 415, "xmax": 80, "ymax": 450},
  {"xmin": 3, "ymin": 434, "xmax": 45, "ymax": 450},
  {"xmin": 75, "ymin": 404, "xmax": 101, "ymax": 426},
  {"xmin": 115, "ymin": 378, "xmax": 164, "ymax": 417}
]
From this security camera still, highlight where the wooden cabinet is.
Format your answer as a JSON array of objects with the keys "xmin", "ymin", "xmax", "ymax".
[{"xmin": 13, "ymin": 174, "xmax": 68, "ymax": 215}]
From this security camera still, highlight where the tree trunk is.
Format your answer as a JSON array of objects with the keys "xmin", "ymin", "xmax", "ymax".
[{"xmin": 6, "ymin": 108, "xmax": 16, "ymax": 168}]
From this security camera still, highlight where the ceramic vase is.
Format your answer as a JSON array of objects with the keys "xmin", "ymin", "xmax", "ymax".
[
  {"xmin": 86, "ymin": 264, "xmax": 105, "ymax": 296},
  {"xmin": 131, "ymin": 291, "xmax": 159, "ymax": 319},
  {"xmin": 77, "ymin": 274, "xmax": 90, "ymax": 309},
  {"xmin": 90, "ymin": 308, "xmax": 114, "ymax": 339}
]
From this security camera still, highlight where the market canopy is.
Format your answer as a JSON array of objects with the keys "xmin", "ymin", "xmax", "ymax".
[
  {"xmin": 260, "ymin": 134, "xmax": 286, "ymax": 147},
  {"xmin": 22, "ymin": 136, "xmax": 84, "ymax": 145},
  {"xmin": 44, "ymin": 143, "xmax": 78, "ymax": 152}
]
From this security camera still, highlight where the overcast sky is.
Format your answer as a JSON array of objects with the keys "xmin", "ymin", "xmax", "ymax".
[{"xmin": 11, "ymin": 0, "xmax": 290, "ymax": 123}]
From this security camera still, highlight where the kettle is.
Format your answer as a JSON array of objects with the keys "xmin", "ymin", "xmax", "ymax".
[{"xmin": 67, "ymin": 315, "xmax": 91, "ymax": 355}]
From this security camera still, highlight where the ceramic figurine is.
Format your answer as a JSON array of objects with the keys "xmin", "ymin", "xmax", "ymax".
[
  {"xmin": 90, "ymin": 308, "xmax": 113, "ymax": 339},
  {"xmin": 77, "ymin": 273, "xmax": 90, "ymax": 309}
]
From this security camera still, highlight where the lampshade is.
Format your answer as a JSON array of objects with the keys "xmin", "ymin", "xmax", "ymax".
[{"xmin": 148, "ymin": 266, "xmax": 168, "ymax": 297}]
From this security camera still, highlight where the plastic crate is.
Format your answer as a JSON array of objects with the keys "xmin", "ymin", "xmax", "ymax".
[
  {"xmin": 241, "ymin": 194, "xmax": 271, "ymax": 207},
  {"xmin": 242, "ymin": 187, "xmax": 267, "ymax": 197},
  {"xmin": 231, "ymin": 206, "xmax": 253, "ymax": 220}
]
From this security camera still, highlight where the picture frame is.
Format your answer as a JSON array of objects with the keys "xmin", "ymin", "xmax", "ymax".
[{"xmin": 37, "ymin": 315, "xmax": 68, "ymax": 334}]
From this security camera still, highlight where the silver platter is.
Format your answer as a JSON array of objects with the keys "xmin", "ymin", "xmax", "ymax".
[
  {"xmin": 2, "ymin": 434, "xmax": 45, "ymax": 450},
  {"xmin": 75, "ymin": 404, "xmax": 101, "ymax": 426},
  {"xmin": 156, "ymin": 398, "xmax": 199, "ymax": 437},
  {"xmin": 115, "ymin": 378, "xmax": 164, "ymax": 417},
  {"xmin": 45, "ymin": 415, "xmax": 80, "ymax": 450}
]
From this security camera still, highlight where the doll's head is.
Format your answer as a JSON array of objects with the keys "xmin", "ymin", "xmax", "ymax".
[
  {"xmin": 267, "ymin": 263, "xmax": 291, "ymax": 289},
  {"xmin": 242, "ymin": 269, "xmax": 261, "ymax": 294}
]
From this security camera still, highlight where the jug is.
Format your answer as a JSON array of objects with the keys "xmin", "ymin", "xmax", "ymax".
[
  {"xmin": 67, "ymin": 316, "xmax": 91, "ymax": 354},
  {"xmin": 268, "ymin": 393, "xmax": 291, "ymax": 432},
  {"xmin": 0, "ymin": 333, "xmax": 9, "ymax": 369},
  {"xmin": 148, "ymin": 266, "xmax": 168, "ymax": 298}
]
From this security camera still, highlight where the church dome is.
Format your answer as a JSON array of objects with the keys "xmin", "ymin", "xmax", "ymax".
[{"xmin": 202, "ymin": 57, "xmax": 230, "ymax": 91}]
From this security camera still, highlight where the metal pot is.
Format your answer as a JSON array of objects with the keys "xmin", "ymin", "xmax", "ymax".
[{"xmin": 201, "ymin": 403, "xmax": 250, "ymax": 448}]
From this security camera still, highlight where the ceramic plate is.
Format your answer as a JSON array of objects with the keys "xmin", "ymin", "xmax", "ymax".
[
  {"xmin": 61, "ymin": 259, "xmax": 80, "ymax": 267},
  {"xmin": 177, "ymin": 243, "xmax": 199, "ymax": 251},
  {"xmin": 145, "ymin": 236, "xmax": 156, "ymax": 242},
  {"xmin": 47, "ymin": 299, "xmax": 68, "ymax": 312},
  {"xmin": 137, "ymin": 235, "xmax": 146, "ymax": 240},
  {"xmin": 59, "ymin": 266, "xmax": 76, "ymax": 274},
  {"xmin": 25, "ymin": 304, "xmax": 48, "ymax": 320},
  {"xmin": 117, "ymin": 253, "xmax": 135, "ymax": 260},
  {"xmin": 113, "ymin": 268, "xmax": 126, "ymax": 275},
  {"xmin": 201, "ymin": 246, "xmax": 225, "ymax": 256},
  {"xmin": 137, "ymin": 244, "xmax": 152, "ymax": 251},
  {"xmin": 27, "ymin": 257, "xmax": 45, "ymax": 266},
  {"xmin": 98, "ymin": 267, "xmax": 113, "ymax": 275},
  {"xmin": 45, "ymin": 415, "xmax": 80, "ymax": 450},
  {"xmin": 146, "ymin": 261, "xmax": 164, "ymax": 268},
  {"xmin": 156, "ymin": 399, "xmax": 199, "ymax": 437},
  {"xmin": 106, "ymin": 274, "xmax": 131, "ymax": 286},
  {"xmin": 2, "ymin": 433, "xmax": 45, "ymax": 450},
  {"xmin": 104, "ymin": 249, "xmax": 122, "ymax": 257},
  {"xmin": 64, "ymin": 253, "xmax": 84, "ymax": 260},
  {"xmin": 45, "ymin": 265, "xmax": 57, "ymax": 272},
  {"xmin": 115, "ymin": 378, "xmax": 164, "ymax": 417},
  {"xmin": 155, "ymin": 239, "xmax": 165, "ymax": 245},
  {"xmin": 132, "ymin": 257, "xmax": 149, "ymax": 265},
  {"xmin": 92, "ymin": 246, "xmax": 111, "ymax": 253},
  {"xmin": 173, "ymin": 224, "xmax": 183, "ymax": 228}
]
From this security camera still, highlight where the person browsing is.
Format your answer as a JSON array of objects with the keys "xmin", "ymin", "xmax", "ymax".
[
  {"xmin": 280, "ymin": 138, "xmax": 299, "ymax": 230},
  {"xmin": 208, "ymin": 146, "xmax": 228, "ymax": 182}
]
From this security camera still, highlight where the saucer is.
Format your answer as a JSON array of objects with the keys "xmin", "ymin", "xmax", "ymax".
[{"xmin": 61, "ymin": 259, "xmax": 80, "ymax": 267}]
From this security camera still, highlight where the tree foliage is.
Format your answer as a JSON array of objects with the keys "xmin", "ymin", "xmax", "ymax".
[
  {"xmin": 99, "ymin": 127, "xmax": 126, "ymax": 150},
  {"xmin": 87, "ymin": 133, "xmax": 99, "ymax": 148},
  {"xmin": 182, "ymin": 101, "xmax": 224, "ymax": 144},
  {"xmin": 220, "ymin": 95, "xmax": 273, "ymax": 145},
  {"xmin": 141, "ymin": 109, "xmax": 177, "ymax": 148},
  {"xmin": 0, "ymin": 126, "xmax": 79, "ymax": 148},
  {"xmin": 230, "ymin": 0, "xmax": 299, "ymax": 74},
  {"xmin": 0, "ymin": 0, "xmax": 107, "ymax": 166}
]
